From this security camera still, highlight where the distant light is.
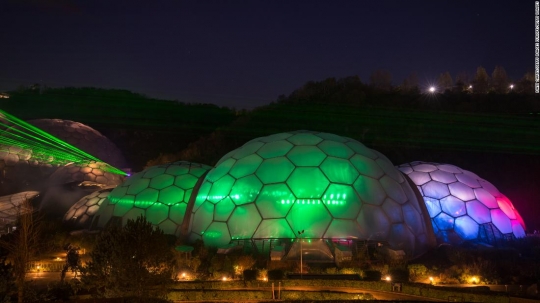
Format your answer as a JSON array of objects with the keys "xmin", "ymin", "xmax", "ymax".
[
  {"xmin": 509, "ymin": 84, "xmax": 514, "ymax": 89},
  {"xmin": 429, "ymin": 86, "xmax": 436, "ymax": 93},
  {"xmin": 469, "ymin": 85, "xmax": 473, "ymax": 89},
  {"xmin": 222, "ymin": 277, "xmax": 228, "ymax": 281},
  {"xmin": 385, "ymin": 276, "xmax": 391, "ymax": 281}
]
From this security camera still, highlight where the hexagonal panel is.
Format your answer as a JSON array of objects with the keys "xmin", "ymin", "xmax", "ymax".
[
  {"xmin": 455, "ymin": 173, "xmax": 481, "ymax": 188},
  {"xmin": 158, "ymin": 186, "xmax": 185, "ymax": 205},
  {"xmin": 256, "ymin": 157, "xmax": 295, "ymax": 184},
  {"xmin": 206, "ymin": 158, "xmax": 235, "ymax": 183},
  {"xmin": 474, "ymin": 188, "xmax": 498, "ymax": 208},
  {"xmin": 375, "ymin": 157, "xmax": 404, "ymax": 183},
  {"xmin": 512, "ymin": 221, "xmax": 526, "ymax": 238},
  {"xmin": 320, "ymin": 157, "xmax": 359, "ymax": 184},
  {"xmin": 255, "ymin": 184, "xmax": 295, "ymax": 219},
  {"xmin": 143, "ymin": 167, "xmax": 166, "ymax": 179},
  {"xmin": 257, "ymin": 140, "xmax": 294, "ymax": 159},
  {"xmin": 382, "ymin": 198, "xmax": 404, "ymax": 223},
  {"xmin": 350, "ymin": 154, "xmax": 384, "ymax": 179},
  {"xmin": 230, "ymin": 175, "xmax": 263, "ymax": 205},
  {"xmin": 214, "ymin": 197, "xmax": 235, "ymax": 221},
  {"xmin": 158, "ymin": 219, "xmax": 178, "ymax": 235},
  {"xmin": 112, "ymin": 196, "xmax": 135, "ymax": 217},
  {"xmin": 149, "ymin": 174, "xmax": 174, "ymax": 190},
  {"xmin": 229, "ymin": 154, "xmax": 263, "ymax": 179},
  {"xmin": 287, "ymin": 202, "xmax": 332, "ymax": 238},
  {"xmin": 165, "ymin": 165, "xmax": 189, "ymax": 176},
  {"xmin": 380, "ymin": 176, "xmax": 407, "ymax": 204},
  {"xmin": 437, "ymin": 164, "xmax": 462, "ymax": 173},
  {"xmin": 174, "ymin": 174, "xmax": 199, "ymax": 190},
  {"xmin": 422, "ymin": 181, "xmax": 450, "ymax": 199},
  {"xmin": 434, "ymin": 213, "xmax": 454, "ymax": 230},
  {"xmin": 191, "ymin": 201, "xmax": 215, "ymax": 235},
  {"xmin": 126, "ymin": 178, "xmax": 150, "ymax": 195},
  {"xmin": 322, "ymin": 184, "xmax": 361, "ymax": 219},
  {"xmin": 123, "ymin": 208, "xmax": 145, "ymax": 223},
  {"xmin": 402, "ymin": 203, "xmax": 424, "ymax": 235},
  {"xmin": 324, "ymin": 219, "xmax": 359, "ymax": 238},
  {"xmin": 388, "ymin": 224, "xmax": 416, "ymax": 256},
  {"xmin": 207, "ymin": 175, "xmax": 235, "ymax": 203},
  {"xmin": 497, "ymin": 197, "xmax": 517, "ymax": 220},
  {"xmin": 203, "ymin": 222, "xmax": 230, "ymax": 247},
  {"xmin": 440, "ymin": 195, "xmax": 466, "ymax": 217},
  {"xmin": 146, "ymin": 203, "xmax": 169, "ymax": 225},
  {"xmin": 254, "ymin": 219, "xmax": 295, "ymax": 238},
  {"xmin": 465, "ymin": 200, "xmax": 491, "ymax": 224},
  {"xmin": 430, "ymin": 170, "xmax": 457, "ymax": 183},
  {"xmin": 454, "ymin": 216, "xmax": 479, "ymax": 241},
  {"xmin": 491, "ymin": 209, "xmax": 512, "ymax": 234},
  {"xmin": 357, "ymin": 205, "xmax": 390, "ymax": 240},
  {"xmin": 344, "ymin": 141, "xmax": 377, "ymax": 159},
  {"xmin": 413, "ymin": 163, "xmax": 437, "ymax": 172},
  {"xmin": 287, "ymin": 167, "xmax": 329, "ymax": 199},
  {"xmin": 134, "ymin": 188, "xmax": 159, "ymax": 209},
  {"xmin": 169, "ymin": 203, "xmax": 187, "ymax": 224},
  {"xmin": 354, "ymin": 176, "xmax": 386, "ymax": 205},
  {"xmin": 232, "ymin": 141, "xmax": 264, "ymax": 159},
  {"xmin": 287, "ymin": 146, "xmax": 327, "ymax": 166},
  {"xmin": 407, "ymin": 171, "xmax": 431, "ymax": 185},
  {"xmin": 287, "ymin": 133, "xmax": 323, "ymax": 145},
  {"xmin": 228, "ymin": 204, "xmax": 261, "ymax": 239},
  {"xmin": 448, "ymin": 182, "xmax": 475, "ymax": 201},
  {"xmin": 317, "ymin": 141, "xmax": 354, "ymax": 159}
]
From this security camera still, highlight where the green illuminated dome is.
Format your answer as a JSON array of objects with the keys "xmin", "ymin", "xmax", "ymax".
[
  {"xmin": 189, "ymin": 130, "xmax": 434, "ymax": 257},
  {"xmin": 93, "ymin": 161, "xmax": 211, "ymax": 235}
]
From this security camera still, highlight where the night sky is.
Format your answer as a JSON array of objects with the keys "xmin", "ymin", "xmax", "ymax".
[{"xmin": 0, "ymin": 0, "xmax": 534, "ymax": 109}]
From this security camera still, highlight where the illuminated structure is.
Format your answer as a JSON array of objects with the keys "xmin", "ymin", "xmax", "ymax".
[
  {"xmin": 188, "ymin": 131, "xmax": 435, "ymax": 258},
  {"xmin": 398, "ymin": 161, "xmax": 526, "ymax": 245},
  {"xmin": 0, "ymin": 111, "xmax": 126, "ymax": 196},
  {"xmin": 64, "ymin": 187, "xmax": 115, "ymax": 230},
  {"xmin": 93, "ymin": 161, "xmax": 212, "ymax": 236},
  {"xmin": 0, "ymin": 191, "xmax": 40, "ymax": 233},
  {"xmin": 28, "ymin": 119, "xmax": 127, "ymax": 169}
]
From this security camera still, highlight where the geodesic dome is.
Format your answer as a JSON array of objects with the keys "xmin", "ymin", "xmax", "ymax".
[
  {"xmin": 190, "ymin": 130, "xmax": 435, "ymax": 257},
  {"xmin": 0, "ymin": 118, "xmax": 126, "ymax": 196},
  {"xmin": 48, "ymin": 161, "xmax": 124, "ymax": 187},
  {"xmin": 92, "ymin": 161, "xmax": 212, "ymax": 235},
  {"xmin": 398, "ymin": 161, "xmax": 526, "ymax": 245},
  {"xmin": 28, "ymin": 119, "xmax": 127, "ymax": 168},
  {"xmin": 63, "ymin": 187, "xmax": 115, "ymax": 230},
  {"xmin": 0, "ymin": 191, "xmax": 40, "ymax": 226}
]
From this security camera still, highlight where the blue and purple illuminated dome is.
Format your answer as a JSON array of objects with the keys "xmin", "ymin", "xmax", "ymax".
[{"xmin": 398, "ymin": 161, "xmax": 526, "ymax": 245}]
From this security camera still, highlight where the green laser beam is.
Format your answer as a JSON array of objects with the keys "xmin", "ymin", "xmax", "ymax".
[{"xmin": 0, "ymin": 109, "xmax": 127, "ymax": 175}]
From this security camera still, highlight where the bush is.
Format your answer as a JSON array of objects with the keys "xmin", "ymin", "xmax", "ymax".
[
  {"xmin": 389, "ymin": 268, "xmax": 409, "ymax": 282},
  {"xmin": 243, "ymin": 269, "xmax": 258, "ymax": 281},
  {"xmin": 268, "ymin": 269, "xmax": 284, "ymax": 280},
  {"xmin": 363, "ymin": 270, "xmax": 381, "ymax": 281}
]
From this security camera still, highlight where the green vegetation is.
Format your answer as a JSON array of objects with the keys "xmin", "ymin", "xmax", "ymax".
[{"xmin": 80, "ymin": 216, "xmax": 175, "ymax": 301}]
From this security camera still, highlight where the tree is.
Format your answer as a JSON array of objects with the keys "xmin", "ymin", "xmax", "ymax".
[
  {"xmin": 402, "ymin": 72, "xmax": 419, "ymax": 92},
  {"xmin": 491, "ymin": 65, "xmax": 510, "ymax": 93},
  {"xmin": 455, "ymin": 71, "xmax": 471, "ymax": 92},
  {"xmin": 437, "ymin": 72, "xmax": 454, "ymax": 92},
  {"xmin": 0, "ymin": 199, "xmax": 41, "ymax": 303},
  {"xmin": 472, "ymin": 66, "xmax": 489, "ymax": 93},
  {"xmin": 369, "ymin": 70, "xmax": 393, "ymax": 90},
  {"xmin": 517, "ymin": 72, "xmax": 535, "ymax": 94},
  {"xmin": 81, "ymin": 216, "xmax": 175, "ymax": 301}
]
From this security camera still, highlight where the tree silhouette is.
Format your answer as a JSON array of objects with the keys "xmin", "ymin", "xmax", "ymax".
[
  {"xmin": 473, "ymin": 66, "xmax": 489, "ymax": 93},
  {"xmin": 491, "ymin": 65, "xmax": 510, "ymax": 93}
]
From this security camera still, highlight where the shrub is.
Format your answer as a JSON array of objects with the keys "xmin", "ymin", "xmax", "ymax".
[
  {"xmin": 268, "ymin": 269, "xmax": 284, "ymax": 280},
  {"xmin": 243, "ymin": 269, "xmax": 258, "ymax": 281},
  {"xmin": 363, "ymin": 270, "xmax": 381, "ymax": 281},
  {"xmin": 389, "ymin": 268, "xmax": 409, "ymax": 282}
]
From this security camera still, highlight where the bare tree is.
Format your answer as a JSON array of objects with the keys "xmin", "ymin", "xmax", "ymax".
[
  {"xmin": 402, "ymin": 72, "xmax": 419, "ymax": 92},
  {"xmin": 0, "ymin": 199, "xmax": 41, "ymax": 303}
]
